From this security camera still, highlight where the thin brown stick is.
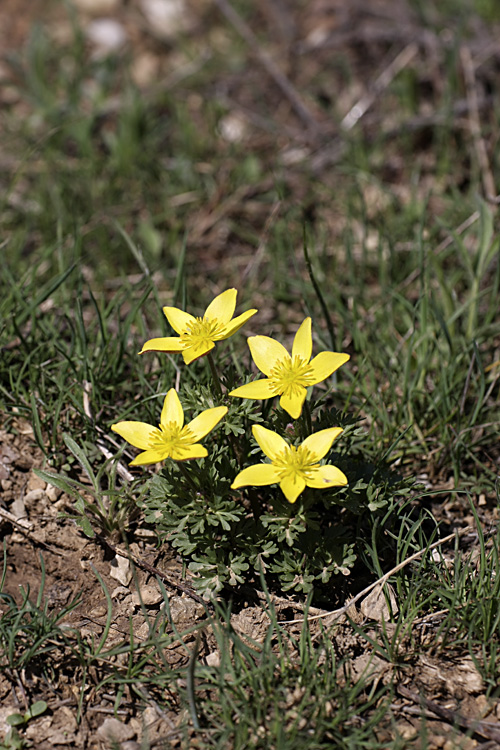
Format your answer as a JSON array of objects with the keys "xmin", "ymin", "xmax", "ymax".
[
  {"xmin": 213, "ymin": 0, "xmax": 321, "ymax": 134},
  {"xmin": 341, "ymin": 43, "xmax": 418, "ymax": 131},
  {"xmin": 283, "ymin": 526, "xmax": 473, "ymax": 625},
  {"xmin": 460, "ymin": 45, "xmax": 497, "ymax": 202},
  {"xmin": 95, "ymin": 534, "xmax": 213, "ymax": 611},
  {"xmin": 397, "ymin": 685, "xmax": 500, "ymax": 743}
]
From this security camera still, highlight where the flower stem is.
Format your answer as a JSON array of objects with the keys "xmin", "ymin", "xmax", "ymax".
[
  {"xmin": 207, "ymin": 351, "xmax": 224, "ymax": 400},
  {"xmin": 302, "ymin": 399, "xmax": 313, "ymax": 437},
  {"xmin": 248, "ymin": 489, "xmax": 261, "ymax": 521},
  {"xmin": 206, "ymin": 350, "xmax": 243, "ymax": 464}
]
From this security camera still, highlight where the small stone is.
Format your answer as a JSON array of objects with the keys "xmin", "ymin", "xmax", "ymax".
[
  {"xmin": 219, "ymin": 113, "xmax": 247, "ymax": 143},
  {"xmin": 134, "ymin": 622, "xmax": 151, "ymax": 641},
  {"xmin": 111, "ymin": 585, "xmax": 131, "ymax": 600},
  {"xmin": 139, "ymin": 0, "xmax": 196, "ymax": 40},
  {"xmin": 90, "ymin": 605, "xmax": 107, "ymax": 618},
  {"xmin": 132, "ymin": 584, "xmax": 163, "ymax": 607},
  {"xmin": 86, "ymin": 19, "xmax": 127, "ymax": 54},
  {"xmin": 360, "ymin": 583, "xmax": 398, "ymax": 622},
  {"xmin": 130, "ymin": 53, "xmax": 159, "ymax": 87},
  {"xmin": 110, "ymin": 554, "xmax": 132, "ymax": 586},
  {"xmin": 27, "ymin": 473, "xmax": 46, "ymax": 491},
  {"xmin": 46, "ymin": 485, "xmax": 62, "ymax": 502},
  {"xmin": 205, "ymin": 651, "xmax": 220, "ymax": 667},
  {"xmin": 97, "ymin": 717, "xmax": 135, "ymax": 743},
  {"xmin": 24, "ymin": 488, "xmax": 45, "ymax": 508},
  {"xmin": 10, "ymin": 496, "xmax": 27, "ymax": 520}
]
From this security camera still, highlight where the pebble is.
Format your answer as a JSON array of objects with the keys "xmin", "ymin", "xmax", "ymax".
[
  {"xmin": 109, "ymin": 554, "xmax": 132, "ymax": 586},
  {"xmin": 86, "ymin": 19, "xmax": 127, "ymax": 54},
  {"xmin": 97, "ymin": 717, "xmax": 135, "ymax": 743},
  {"xmin": 139, "ymin": 0, "xmax": 195, "ymax": 40},
  {"xmin": 132, "ymin": 584, "xmax": 163, "ymax": 606},
  {"xmin": 27, "ymin": 473, "xmax": 46, "ymax": 491}
]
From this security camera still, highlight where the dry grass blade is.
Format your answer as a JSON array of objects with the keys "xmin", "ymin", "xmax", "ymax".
[
  {"xmin": 341, "ymin": 43, "xmax": 418, "ymax": 131},
  {"xmin": 213, "ymin": 0, "xmax": 322, "ymax": 135},
  {"xmin": 285, "ymin": 526, "xmax": 474, "ymax": 625},
  {"xmin": 460, "ymin": 45, "xmax": 497, "ymax": 202}
]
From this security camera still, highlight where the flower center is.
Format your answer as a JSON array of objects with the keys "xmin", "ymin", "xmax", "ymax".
[
  {"xmin": 149, "ymin": 421, "xmax": 195, "ymax": 458},
  {"xmin": 180, "ymin": 317, "xmax": 225, "ymax": 352},
  {"xmin": 269, "ymin": 355, "xmax": 314, "ymax": 396},
  {"xmin": 273, "ymin": 445, "xmax": 319, "ymax": 481}
]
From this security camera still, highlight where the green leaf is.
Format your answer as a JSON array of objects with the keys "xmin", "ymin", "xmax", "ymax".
[
  {"xmin": 63, "ymin": 434, "xmax": 97, "ymax": 488},
  {"xmin": 33, "ymin": 469, "xmax": 80, "ymax": 496},
  {"xmin": 75, "ymin": 516, "xmax": 95, "ymax": 538},
  {"xmin": 6, "ymin": 714, "xmax": 25, "ymax": 727},
  {"xmin": 28, "ymin": 701, "xmax": 48, "ymax": 719}
]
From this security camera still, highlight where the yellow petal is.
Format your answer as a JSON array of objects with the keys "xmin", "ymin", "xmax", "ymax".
[
  {"xmin": 306, "ymin": 465, "xmax": 347, "ymax": 488},
  {"xmin": 308, "ymin": 351, "xmax": 350, "ymax": 383},
  {"xmin": 229, "ymin": 379, "xmax": 276, "ymax": 400},
  {"xmin": 204, "ymin": 288, "xmax": 237, "ymax": 325},
  {"xmin": 252, "ymin": 425, "xmax": 288, "ymax": 460},
  {"xmin": 292, "ymin": 318, "xmax": 312, "ymax": 361},
  {"xmin": 171, "ymin": 444, "xmax": 208, "ymax": 461},
  {"xmin": 219, "ymin": 309, "xmax": 258, "ymax": 339},
  {"xmin": 182, "ymin": 341, "xmax": 215, "ymax": 364},
  {"xmin": 111, "ymin": 421, "xmax": 158, "ymax": 450},
  {"xmin": 301, "ymin": 427, "xmax": 343, "ymax": 461},
  {"xmin": 231, "ymin": 463, "xmax": 281, "ymax": 488},
  {"xmin": 129, "ymin": 448, "xmax": 167, "ymax": 466},
  {"xmin": 248, "ymin": 336, "xmax": 290, "ymax": 376},
  {"xmin": 140, "ymin": 337, "xmax": 185, "ymax": 354},
  {"xmin": 279, "ymin": 388, "xmax": 307, "ymax": 419},
  {"xmin": 186, "ymin": 406, "xmax": 228, "ymax": 442},
  {"xmin": 163, "ymin": 306, "xmax": 195, "ymax": 335},
  {"xmin": 161, "ymin": 389, "xmax": 184, "ymax": 429},
  {"xmin": 280, "ymin": 474, "xmax": 306, "ymax": 503}
]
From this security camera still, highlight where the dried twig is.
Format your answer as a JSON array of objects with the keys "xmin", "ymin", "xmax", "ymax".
[
  {"xmin": 460, "ymin": 45, "xmax": 498, "ymax": 202},
  {"xmin": 95, "ymin": 534, "xmax": 212, "ymax": 611},
  {"xmin": 341, "ymin": 43, "xmax": 418, "ymax": 131},
  {"xmin": 397, "ymin": 685, "xmax": 500, "ymax": 743},
  {"xmin": 213, "ymin": 0, "xmax": 321, "ymax": 135},
  {"xmin": 82, "ymin": 380, "xmax": 135, "ymax": 482}
]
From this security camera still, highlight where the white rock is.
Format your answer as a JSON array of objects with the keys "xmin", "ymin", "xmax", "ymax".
[
  {"xmin": 219, "ymin": 113, "xmax": 247, "ymax": 143},
  {"xmin": 85, "ymin": 19, "xmax": 127, "ymax": 53},
  {"xmin": 109, "ymin": 554, "xmax": 132, "ymax": 586},
  {"xmin": 97, "ymin": 717, "xmax": 135, "ymax": 743},
  {"xmin": 132, "ymin": 584, "xmax": 163, "ymax": 606},
  {"xmin": 360, "ymin": 583, "xmax": 398, "ymax": 622},
  {"xmin": 140, "ymin": 0, "xmax": 195, "ymax": 40},
  {"xmin": 205, "ymin": 650, "xmax": 220, "ymax": 667}
]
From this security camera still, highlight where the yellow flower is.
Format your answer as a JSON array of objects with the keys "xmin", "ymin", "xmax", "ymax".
[
  {"xmin": 111, "ymin": 389, "xmax": 227, "ymax": 466},
  {"xmin": 140, "ymin": 288, "xmax": 257, "ymax": 365},
  {"xmin": 231, "ymin": 424, "xmax": 347, "ymax": 504},
  {"xmin": 229, "ymin": 318, "xmax": 349, "ymax": 419}
]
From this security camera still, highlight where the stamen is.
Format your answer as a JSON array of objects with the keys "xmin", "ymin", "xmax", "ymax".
[
  {"xmin": 273, "ymin": 444, "xmax": 320, "ymax": 481},
  {"xmin": 269, "ymin": 356, "xmax": 314, "ymax": 395},
  {"xmin": 180, "ymin": 317, "xmax": 225, "ymax": 352}
]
